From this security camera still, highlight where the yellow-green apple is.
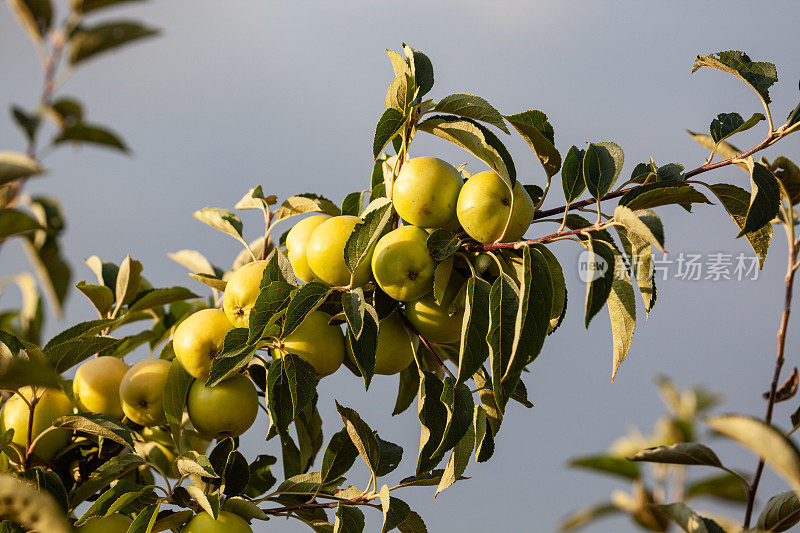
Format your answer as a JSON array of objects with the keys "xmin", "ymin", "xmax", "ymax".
[
  {"xmin": 392, "ymin": 156, "xmax": 462, "ymax": 229},
  {"xmin": 223, "ymin": 259, "xmax": 269, "ymax": 328},
  {"xmin": 286, "ymin": 214, "xmax": 331, "ymax": 283},
  {"xmin": 405, "ymin": 293, "xmax": 465, "ymax": 344},
  {"xmin": 173, "ymin": 308, "xmax": 234, "ymax": 380},
  {"xmin": 305, "ymin": 215, "xmax": 372, "ymax": 288},
  {"xmin": 274, "ymin": 310, "xmax": 344, "ymax": 378},
  {"xmin": 181, "ymin": 511, "xmax": 252, "ymax": 533},
  {"xmin": 456, "ymin": 170, "xmax": 534, "ymax": 243},
  {"xmin": 0, "ymin": 386, "xmax": 73, "ymax": 461},
  {"xmin": 118, "ymin": 359, "xmax": 171, "ymax": 427},
  {"xmin": 75, "ymin": 514, "xmax": 133, "ymax": 533},
  {"xmin": 73, "ymin": 356, "xmax": 128, "ymax": 419},
  {"xmin": 347, "ymin": 313, "xmax": 416, "ymax": 375},
  {"xmin": 371, "ymin": 225, "xmax": 435, "ymax": 301},
  {"xmin": 186, "ymin": 374, "xmax": 258, "ymax": 439}
]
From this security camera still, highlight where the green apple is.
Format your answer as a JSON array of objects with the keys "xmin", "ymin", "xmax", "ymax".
[
  {"xmin": 275, "ymin": 310, "xmax": 344, "ymax": 378},
  {"xmin": 456, "ymin": 170, "xmax": 534, "ymax": 243},
  {"xmin": 305, "ymin": 215, "xmax": 372, "ymax": 288},
  {"xmin": 75, "ymin": 514, "xmax": 133, "ymax": 533},
  {"xmin": 173, "ymin": 308, "xmax": 234, "ymax": 380},
  {"xmin": 392, "ymin": 156, "xmax": 462, "ymax": 229},
  {"xmin": 405, "ymin": 293, "xmax": 464, "ymax": 344},
  {"xmin": 119, "ymin": 359, "xmax": 171, "ymax": 427},
  {"xmin": 347, "ymin": 313, "xmax": 416, "ymax": 375},
  {"xmin": 187, "ymin": 374, "xmax": 258, "ymax": 439},
  {"xmin": 73, "ymin": 356, "xmax": 129, "ymax": 419},
  {"xmin": 371, "ymin": 225, "xmax": 435, "ymax": 301},
  {"xmin": 182, "ymin": 511, "xmax": 252, "ymax": 533},
  {"xmin": 0, "ymin": 386, "xmax": 73, "ymax": 461},
  {"xmin": 286, "ymin": 214, "xmax": 331, "ymax": 283},
  {"xmin": 223, "ymin": 259, "xmax": 269, "ymax": 328}
]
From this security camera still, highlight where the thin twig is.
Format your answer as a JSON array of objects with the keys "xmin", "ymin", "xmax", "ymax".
[{"xmin": 463, "ymin": 225, "xmax": 602, "ymax": 252}]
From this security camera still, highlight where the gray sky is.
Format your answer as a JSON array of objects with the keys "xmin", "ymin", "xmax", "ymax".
[{"xmin": 3, "ymin": 1, "xmax": 800, "ymax": 531}]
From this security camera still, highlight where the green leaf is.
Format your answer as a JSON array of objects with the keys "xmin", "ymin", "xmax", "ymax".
[
  {"xmin": 74, "ymin": 283, "xmax": 113, "ymax": 317},
  {"xmin": 72, "ymin": 0, "xmax": 147, "ymax": 14},
  {"xmin": 0, "ymin": 209, "xmax": 44, "ymax": 240},
  {"xmin": 613, "ymin": 206, "xmax": 665, "ymax": 252},
  {"xmin": 341, "ymin": 191, "xmax": 364, "ymax": 217},
  {"xmin": 244, "ymin": 454, "xmax": 277, "ymax": 497},
  {"xmin": 112, "ymin": 254, "xmax": 142, "ymax": 314},
  {"xmin": 558, "ymin": 502, "xmax": 620, "ymax": 532},
  {"xmin": 0, "ymin": 354, "xmax": 59, "ymax": 390},
  {"xmin": 69, "ymin": 20, "xmax": 159, "ymax": 65},
  {"xmin": 341, "ymin": 289, "xmax": 366, "ymax": 339},
  {"xmin": 207, "ymin": 328, "xmax": 256, "ymax": 386},
  {"xmin": 379, "ymin": 485, "xmax": 411, "ymax": 533},
  {"xmin": 581, "ymin": 237, "xmax": 615, "ymax": 328},
  {"xmin": 473, "ymin": 405, "xmax": 494, "ymax": 462},
  {"xmin": 21, "ymin": 467, "xmax": 68, "ymax": 512},
  {"xmin": 345, "ymin": 304, "xmax": 379, "ymax": 390},
  {"xmin": 45, "ymin": 335, "xmax": 122, "ymax": 373},
  {"xmin": 321, "ymin": 428, "xmax": 359, "ymax": 485},
  {"xmin": 435, "ymin": 94, "xmax": 509, "ymax": 134},
  {"xmin": 53, "ymin": 413, "xmax": 134, "ymax": 447},
  {"xmin": 771, "ymin": 156, "xmax": 800, "ymax": 205},
  {"xmin": 282, "ymin": 282, "xmax": 331, "ymax": 336},
  {"xmin": 561, "ymin": 146, "xmax": 586, "ymax": 203},
  {"xmin": 432, "ymin": 256, "xmax": 453, "ymax": 306},
  {"xmin": 651, "ymin": 502, "xmax": 725, "ymax": 533},
  {"xmin": 615, "ymin": 227, "xmax": 655, "ymax": 317},
  {"xmin": 335, "ymin": 401, "xmax": 379, "ymax": 479},
  {"xmin": 127, "ymin": 287, "xmax": 197, "ymax": 313},
  {"xmin": 758, "ymin": 491, "xmax": 800, "ymax": 532},
  {"xmin": 456, "ymin": 277, "xmax": 491, "ymax": 385},
  {"xmin": 632, "ymin": 442, "xmax": 726, "ymax": 468},
  {"xmin": 249, "ymin": 281, "xmax": 294, "ymax": 343},
  {"xmin": 188, "ymin": 273, "xmax": 227, "ymax": 291},
  {"xmin": 6, "ymin": 0, "xmax": 52, "ymax": 42},
  {"xmin": 410, "ymin": 49, "xmax": 434, "ymax": 98},
  {"xmin": 433, "ymin": 378, "xmax": 473, "ymax": 457},
  {"xmin": 175, "ymin": 451, "xmax": 218, "ymax": 477},
  {"xmin": 607, "ymin": 253, "xmax": 636, "ymax": 381},
  {"xmin": 686, "ymin": 473, "xmax": 748, "ymax": 503},
  {"xmin": 334, "ymin": 504, "xmax": 365, "ymax": 533},
  {"xmin": 184, "ymin": 486, "xmax": 218, "ymax": 520},
  {"xmin": 397, "ymin": 511, "xmax": 427, "ymax": 533},
  {"xmin": 710, "ymin": 112, "xmax": 765, "ymax": 144},
  {"xmin": 693, "ymin": 51, "xmax": 778, "ymax": 106},
  {"xmin": 375, "ymin": 434, "xmax": 403, "ymax": 477},
  {"xmin": 0, "ymin": 151, "xmax": 44, "ymax": 185},
  {"xmin": 435, "ymin": 418, "xmax": 474, "ymax": 497},
  {"xmin": 263, "ymin": 248, "xmax": 299, "ymax": 287},
  {"xmin": 426, "ymin": 229, "xmax": 460, "ymax": 261},
  {"xmin": 417, "ymin": 115, "xmax": 515, "ymax": 185},
  {"xmin": 707, "ymin": 414, "xmax": 800, "ymax": 497},
  {"xmin": 54, "ymin": 123, "xmax": 128, "ymax": 153},
  {"xmin": 536, "ymin": 245, "xmax": 567, "ymax": 333},
  {"xmin": 222, "ymin": 450, "xmax": 249, "ymax": 496},
  {"xmin": 69, "ymin": 453, "xmax": 149, "ymax": 507},
  {"xmin": 267, "ymin": 353, "xmax": 317, "ymax": 434},
  {"xmin": 125, "ymin": 501, "xmax": 162, "ymax": 533},
  {"xmin": 505, "ymin": 110, "xmax": 561, "ymax": 178},
  {"xmin": 344, "ymin": 199, "xmax": 393, "ymax": 282},
  {"xmin": 416, "ymin": 372, "xmax": 447, "ymax": 475},
  {"xmin": 272, "ymin": 194, "xmax": 340, "ymax": 223},
  {"xmin": 192, "ymin": 207, "xmax": 247, "ymax": 245},
  {"xmin": 386, "ymin": 72, "xmax": 413, "ymax": 113},
  {"xmin": 10, "ymin": 106, "xmax": 39, "ymax": 144},
  {"xmin": 163, "ymin": 359, "xmax": 193, "ymax": 450},
  {"xmin": 568, "ymin": 455, "xmax": 640, "ymax": 480},
  {"xmin": 393, "ymin": 364, "xmax": 420, "ymax": 416},
  {"xmin": 21, "ymin": 226, "xmax": 71, "ymax": 316},
  {"xmin": 583, "ymin": 142, "xmax": 624, "ymax": 200},
  {"xmin": 738, "ymin": 161, "xmax": 781, "ymax": 237},
  {"xmin": 706, "ymin": 183, "xmax": 772, "ymax": 268},
  {"xmin": 373, "ymin": 109, "xmax": 406, "ymax": 159},
  {"xmin": 76, "ymin": 481, "xmax": 156, "ymax": 525},
  {"xmin": 620, "ymin": 182, "xmax": 712, "ymax": 212}
]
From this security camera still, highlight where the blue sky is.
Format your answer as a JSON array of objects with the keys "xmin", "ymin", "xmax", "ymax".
[{"xmin": 3, "ymin": 1, "xmax": 800, "ymax": 531}]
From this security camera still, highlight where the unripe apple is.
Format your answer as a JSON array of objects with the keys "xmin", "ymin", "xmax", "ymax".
[
  {"xmin": 119, "ymin": 359, "xmax": 171, "ymax": 427},
  {"xmin": 392, "ymin": 156, "xmax": 462, "ymax": 229},
  {"xmin": 173, "ymin": 308, "xmax": 234, "ymax": 380},
  {"xmin": 223, "ymin": 259, "xmax": 269, "ymax": 328},
  {"xmin": 371, "ymin": 225, "xmax": 435, "ymax": 301},
  {"xmin": 75, "ymin": 514, "xmax": 132, "ymax": 533},
  {"xmin": 347, "ymin": 313, "xmax": 417, "ymax": 375},
  {"xmin": 73, "ymin": 356, "xmax": 129, "ymax": 419},
  {"xmin": 405, "ymin": 292, "xmax": 464, "ymax": 344},
  {"xmin": 305, "ymin": 215, "xmax": 372, "ymax": 288},
  {"xmin": 456, "ymin": 171, "xmax": 534, "ymax": 243},
  {"xmin": 0, "ymin": 386, "xmax": 73, "ymax": 461},
  {"xmin": 276, "ymin": 310, "xmax": 344, "ymax": 378},
  {"xmin": 187, "ymin": 374, "xmax": 258, "ymax": 439},
  {"xmin": 286, "ymin": 214, "xmax": 331, "ymax": 283},
  {"xmin": 181, "ymin": 511, "xmax": 253, "ymax": 533}
]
